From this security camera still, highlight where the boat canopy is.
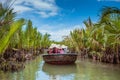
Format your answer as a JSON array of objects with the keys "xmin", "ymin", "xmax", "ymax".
[{"xmin": 49, "ymin": 43, "xmax": 67, "ymax": 49}]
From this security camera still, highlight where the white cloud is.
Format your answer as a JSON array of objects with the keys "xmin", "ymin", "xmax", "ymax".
[
  {"xmin": 38, "ymin": 24, "xmax": 84, "ymax": 41},
  {"xmin": 13, "ymin": 5, "xmax": 33, "ymax": 13},
  {"xmin": 38, "ymin": 12, "xmax": 49, "ymax": 18},
  {"xmin": 37, "ymin": 11, "xmax": 57, "ymax": 18},
  {"xmin": 39, "ymin": 29, "xmax": 70, "ymax": 41},
  {"xmin": 11, "ymin": 0, "xmax": 59, "ymax": 18}
]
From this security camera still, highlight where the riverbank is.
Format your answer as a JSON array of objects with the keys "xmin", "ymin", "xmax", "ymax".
[
  {"xmin": 76, "ymin": 48, "xmax": 120, "ymax": 64},
  {"xmin": 0, "ymin": 48, "xmax": 43, "ymax": 72}
]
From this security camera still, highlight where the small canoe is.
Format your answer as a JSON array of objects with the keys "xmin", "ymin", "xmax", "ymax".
[{"xmin": 42, "ymin": 53, "xmax": 77, "ymax": 65}]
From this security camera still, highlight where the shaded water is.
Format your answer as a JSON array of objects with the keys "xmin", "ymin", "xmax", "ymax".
[{"xmin": 0, "ymin": 56, "xmax": 120, "ymax": 80}]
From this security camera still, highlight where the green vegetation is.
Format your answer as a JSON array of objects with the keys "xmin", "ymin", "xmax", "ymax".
[
  {"xmin": 62, "ymin": 7, "xmax": 120, "ymax": 64},
  {"xmin": 0, "ymin": 2, "xmax": 51, "ymax": 71},
  {"xmin": 0, "ymin": 0, "xmax": 120, "ymax": 72}
]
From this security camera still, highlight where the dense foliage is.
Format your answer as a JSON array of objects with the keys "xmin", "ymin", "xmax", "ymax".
[
  {"xmin": 0, "ymin": 3, "xmax": 51, "ymax": 54},
  {"xmin": 62, "ymin": 7, "xmax": 120, "ymax": 64},
  {"xmin": 0, "ymin": 2, "xmax": 51, "ymax": 71}
]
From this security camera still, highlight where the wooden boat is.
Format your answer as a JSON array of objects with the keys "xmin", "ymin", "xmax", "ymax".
[{"xmin": 42, "ymin": 53, "xmax": 77, "ymax": 65}]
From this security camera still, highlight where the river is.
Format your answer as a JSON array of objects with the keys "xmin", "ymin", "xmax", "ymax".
[{"xmin": 0, "ymin": 56, "xmax": 120, "ymax": 80}]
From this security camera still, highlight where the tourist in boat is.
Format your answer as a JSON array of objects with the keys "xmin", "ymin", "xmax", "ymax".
[
  {"xmin": 52, "ymin": 47, "xmax": 58, "ymax": 53},
  {"xmin": 59, "ymin": 48, "xmax": 64, "ymax": 54},
  {"xmin": 48, "ymin": 48, "xmax": 53, "ymax": 54}
]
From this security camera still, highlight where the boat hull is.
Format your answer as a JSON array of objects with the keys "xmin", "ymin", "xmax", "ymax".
[{"xmin": 42, "ymin": 54, "xmax": 77, "ymax": 65}]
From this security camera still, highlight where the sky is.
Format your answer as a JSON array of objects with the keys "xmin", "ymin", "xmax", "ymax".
[{"xmin": 0, "ymin": 0, "xmax": 120, "ymax": 41}]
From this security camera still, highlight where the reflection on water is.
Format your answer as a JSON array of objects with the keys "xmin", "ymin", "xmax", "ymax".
[
  {"xmin": 42, "ymin": 63, "xmax": 77, "ymax": 80},
  {"xmin": 0, "ymin": 56, "xmax": 120, "ymax": 80},
  {"xmin": 42, "ymin": 63, "xmax": 77, "ymax": 75},
  {"xmin": 75, "ymin": 59, "xmax": 120, "ymax": 80}
]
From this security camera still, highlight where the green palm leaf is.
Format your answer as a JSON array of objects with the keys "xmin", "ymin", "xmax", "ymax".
[{"xmin": 0, "ymin": 19, "xmax": 24, "ymax": 54}]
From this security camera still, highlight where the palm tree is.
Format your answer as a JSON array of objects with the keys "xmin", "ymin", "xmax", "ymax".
[
  {"xmin": 0, "ymin": 2, "xmax": 16, "ymax": 38},
  {"xmin": 70, "ymin": 29, "xmax": 83, "ymax": 53},
  {"xmin": 91, "ymin": 6, "xmax": 120, "ymax": 63},
  {"xmin": 62, "ymin": 7, "xmax": 120, "ymax": 63},
  {"xmin": 100, "ymin": 6, "xmax": 120, "ymax": 23},
  {"xmin": 0, "ymin": 1, "xmax": 25, "ymax": 54},
  {"xmin": 41, "ymin": 33, "xmax": 51, "ymax": 48},
  {"xmin": 0, "ymin": 19, "xmax": 25, "ymax": 54}
]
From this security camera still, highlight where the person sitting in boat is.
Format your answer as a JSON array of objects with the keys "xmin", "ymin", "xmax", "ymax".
[
  {"xmin": 48, "ymin": 48, "xmax": 53, "ymax": 54},
  {"xmin": 52, "ymin": 47, "xmax": 58, "ymax": 53},
  {"xmin": 59, "ymin": 48, "xmax": 64, "ymax": 54}
]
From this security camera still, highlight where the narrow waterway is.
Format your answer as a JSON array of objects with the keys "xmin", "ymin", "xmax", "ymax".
[{"xmin": 0, "ymin": 56, "xmax": 120, "ymax": 80}]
